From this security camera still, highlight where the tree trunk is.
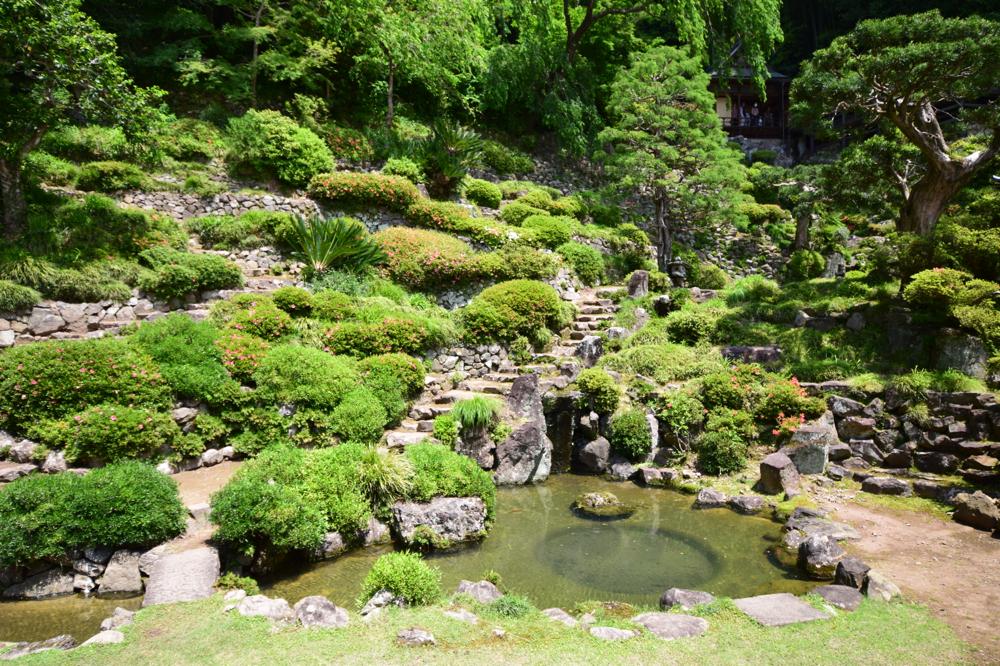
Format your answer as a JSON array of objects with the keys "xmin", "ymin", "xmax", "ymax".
[
  {"xmin": 385, "ymin": 60, "xmax": 395, "ymax": 129},
  {"xmin": 0, "ymin": 159, "xmax": 26, "ymax": 240},
  {"xmin": 897, "ymin": 169, "xmax": 967, "ymax": 236},
  {"xmin": 793, "ymin": 214, "xmax": 811, "ymax": 250},
  {"xmin": 654, "ymin": 197, "xmax": 671, "ymax": 272}
]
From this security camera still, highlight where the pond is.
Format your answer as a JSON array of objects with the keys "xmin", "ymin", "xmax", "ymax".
[{"xmin": 0, "ymin": 475, "xmax": 810, "ymax": 643}]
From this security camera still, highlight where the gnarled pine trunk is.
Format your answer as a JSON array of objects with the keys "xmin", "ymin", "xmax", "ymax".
[
  {"xmin": 654, "ymin": 197, "xmax": 671, "ymax": 272},
  {"xmin": 897, "ymin": 169, "xmax": 968, "ymax": 236}
]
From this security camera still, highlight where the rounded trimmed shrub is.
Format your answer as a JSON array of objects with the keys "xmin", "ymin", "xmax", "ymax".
[
  {"xmin": 357, "ymin": 353, "xmax": 426, "ymax": 398},
  {"xmin": 330, "ymin": 387, "xmax": 389, "ymax": 444},
  {"xmin": 693, "ymin": 262, "xmax": 728, "ymax": 289},
  {"xmin": 360, "ymin": 552, "xmax": 442, "ymax": 606},
  {"xmin": 271, "ymin": 286, "xmax": 314, "ymax": 316},
  {"xmin": 557, "ymin": 242, "xmax": 604, "ymax": 286},
  {"xmin": 311, "ymin": 290, "xmax": 357, "ymax": 322},
  {"xmin": 252, "ymin": 345, "xmax": 359, "ymax": 408},
  {"xmin": 374, "ymin": 227, "xmax": 477, "ymax": 291},
  {"xmin": 575, "ymin": 368, "xmax": 621, "ymax": 414},
  {"xmin": 382, "ymin": 157, "xmax": 424, "ymax": 184},
  {"xmin": 29, "ymin": 404, "xmax": 182, "ymax": 463},
  {"xmin": 461, "ymin": 279, "xmax": 562, "ymax": 342},
  {"xmin": 0, "ymin": 280, "xmax": 41, "ymax": 313},
  {"xmin": 498, "ymin": 201, "xmax": 548, "ymax": 226},
  {"xmin": 481, "ymin": 141, "xmax": 535, "ymax": 175},
  {"xmin": 786, "ymin": 249, "xmax": 826, "ymax": 281},
  {"xmin": 226, "ymin": 110, "xmax": 334, "ymax": 187},
  {"xmin": 230, "ymin": 300, "xmax": 293, "ymax": 340},
  {"xmin": 463, "ymin": 178, "xmax": 502, "ymax": 208},
  {"xmin": 308, "ymin": 172, "xmax": 420, "ymax": 212},
  {"xmin": 608, "ymin": 408, "xmax": 652, "ymax": 462},
  {"xmin": 663, "ymin": 309, "xmax": 718, "ymax": 345},
  {"xmin": 215, "ymin": 329, "xmax": 271, "ymax": 384},
  {"xmin": 522, "ymin": 215, "xmax": 575, "ymax": 249},
  {"xmin": 76, "ymin": 161, "xmax": 146, "ymax": 192}
]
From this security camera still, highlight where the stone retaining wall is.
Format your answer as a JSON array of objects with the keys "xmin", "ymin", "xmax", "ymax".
[
  {"xmin": 427, "ymin": 345, "xmax": 514, "ymax": 377},
  {"xmin": 122, "ymin": 190, "xmax": 320, "ymax": 220}
]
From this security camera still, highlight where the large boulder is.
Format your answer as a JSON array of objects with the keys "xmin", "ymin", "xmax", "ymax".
[
  {"xmin": 758, "ymin": 452, "xmax": 801, "ymax": 496},
  {"xmin": 863, "ymin": 570, "xmax": 901, "ymax": 601},
  {"xmin": 575, "ymin": 336, "xmax": 603, "ymax": 368},
  {"xmin": 952, "ymin": 491, "xmax": 1000, "ymax": 532},
  {"xmin": 781, "ymin": 412, "xmax": 837, "ymax": 474},
  {"xmin": 729, "ymin": 495, "xmax": 766, "ymax": 515},
  {"xmin": 494, "ymin": 374, "xmax": 551, "ymax": 484},
  {"xmin": 392, "ymin": 497, "xmax": 487, "ymax": 545},
  {"xmin": 312, "ymin": 532, "xmax": 347, "ymax": 560},
  {"xmin": 578, "ymin": 437, "xmax": 611, "ymax": 473},
  {"xmin": 861, "ymin": 477, "xmax": 912, "ymax": 496},
  {"xmin": 798, "ymin": 535, "xmax": 846, "ymax": 579},
  {"xmin": 828, "ymin": 395, "xmax": 865, "ymax": 418},
  {"xmin": 236, "ymin": 595, "xmax": 294, "ymax": 622},
  {"xmin": 837, "ymin": 416, "xmax": 876, "ymax": 440},
  {"xmin": 97, "ymin": 550, "xmax": 143, "ymax": 595},
  {"xmin": 693, "ymin": 488, "xmax": 728, "ymax": 509},
  {"xmin": 835, "ymin": 557, "xmax": 871, "ymax": 590},
  {"xmin": 455, "ymin": 427, "xmax": 495, "ymax": 470},
  {"xmin": 2, "ymin": 569, "xmax": 74, "ymax": 599},
  {"xmin": 142, "ymin": 546, "xmax": 220, "ymax": 607},
  {"xmin": 456, "ymin": 579, "xmax": 502, "ymax": 604},
  {"xmin": 294, "ymin": 595, "xmax": 349, "ymax": 629},
  {"xmin": 573, "ymin": 491, "xmax": 636, "ymax": 518},
  {"xmin": 914, "ymin": 451, "xmax": 960, "ymax": 474},
  {"xmin": 813, "ymin": 585, "xmax": 863, "ymax": 611}
]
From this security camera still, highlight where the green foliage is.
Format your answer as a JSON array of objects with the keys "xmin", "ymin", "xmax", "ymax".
[
  {"xmin": 557, "ymin": 242, "xmax": 604, "ymax": 286},
  {"xmin": 29, "ymin": 404, "xmax": 181, "ymax": 463},
  {"xmin": 53, "ymin": 194, "xmax": 185, "ymax": 259},
  {"xmin": 356, "ymin": 446, "xmax": 414, "ymax": 517},
  {"xmin": 0, "ymin": 337, "xmax": 170, "ymax": 433},
  {"xmin": 216, "ymin": 573, "xmax": 260, "ymax": 596},
  {"xmin": 885, "ymin": 368, "xmax": 987, "ymax": 403},
  {"xmin": 227, "ymin": 299, "xmax": 293, "ymax": 341},
  {"xmin": 498, "ymin": 202, "xmax": 548, "ymax": 226},
  {"xmin": 291, "ymin": 216, "xmax": 386, "ymax": 277},
  {"xmin": 522, "ymin": 215, "xmax": 576, "ymax": 248},
  {"xmin": 902, "ymin": 268, "xmax": 979, "ymax": 308},
  {"xmin": 307, "ymin": 172, "xmax": 420, "ymax": 212},
  {"xmin": 484, "ymin": 594, "xmax": 536, "ymax": 618},
  {"xmin": 405, "ymin": 442, "xmax": 496, "ymax": 521},
  {"xmin": 663, "ymin": 309, "xmax": 718, "ymax": 345},
  {"xmin": 40, "ymin": 126, "xmax": 131, "ymax": 163},
  {"xmin": 693, "ymin": 262, "xmax": 728, "ymax": 289},
  {"xmin": 187, "ymin": 211, "xmax": 296, "ymax": 251},
  {"xmin": 750, "ymin": 149, "xmax": 777, "ymax": 165},
  {"xmin": 463, "ymin": 178, "xmax": 503, "ymax": 208},
  {"xmin": 139, "ymin": 247, "xmax": 243, "ymax": 299},
  {"xmin": 575, "ymin": 368, "xmax": 621, "ymax": 414},
  {"xmin": 696, "ymin": 421, "xmax": 749, "ymax": 475},
  {"xmin": 382, "ymin": 157, "xmax": 425, "ymax": 184},
  {"xmin": 24, "ymin": 151, "xmax": 79, "ymax": 186},
  {"xmin": 357, "ymin": 353, "xmax": 426, "ymax": 398},
  {"xmin": 608, "ymin": 408, "xmax": 652, "ymax": 462},
  {"xmin": 253, "ymin": 345, "xmax": 359, "ymax": 409},
  {"xmin": 417, "ymin": 121, "xmax": 484, "ymax": 198},
  {"xmin": 375, "ymin": 227, "xmax": 477, "ymax": 291},
  {"xmin": 331, "ymin": 387, "xmax": 389, "ymax": 444},
  {"xmin": 656, "ymin": 389, "xmax": 705, "ymax": 445},
  {"xmin": 0, "ymin": 279, "xmax": 41, "ymax": 312},
  {"xmin": 787, "ymin": 250, "xmax": 826, "ymax": 281},
  {"xmin": 76, "ymin": 160, "xmax": 146, "ymax": 192},
  {"xmin": 226, "ymin": 110, "xmax": 334, "ymax": 187},
  {"xmin": 324, "ymin": 316, "xmax": 449, "ymax": 356},
  {"xmin": 404, "ymin": 199, "xmax": 510, "ymax": 249},
  {"xmin": 301, "ymin": 444, "xmax": 372, "ymax": 534},
  {"xmin": 158, "ymin": 118, "xmax": 223, "ymax": 162},
  {"xmin": 271, "ymin": 286, "xmax": 314, "ymax": 316},
  {"xmin": 600, "ymin": 343, "xmax": 725, "ymax": 384},
  {"xmin": 130, "ymin": 314, "xmax": 234, "ymax": 403},
  {"xmin": 433, "ymin": 413, "xmax": 460, "ymax": 448},
  {"xmin": 311, "ymin": 290, "xmax": 357, "ymax": 322},
  {"xmin": 360, "ymin": 552, "xmax": 442, "ymax": 607},
  {"xmin": 0, "ymin": 462, "xmax": 185, "ymax": 566},
  {"xmin": 452, "ymin": 396, "xmax": 502, "ymax": 430},
  {"xmin": 461, "ymin": 279, "xmax": 562, "ymax": 342},
  {"xmin": 481, "ymin": 141, "xmax": 534, "ymax": 175}
]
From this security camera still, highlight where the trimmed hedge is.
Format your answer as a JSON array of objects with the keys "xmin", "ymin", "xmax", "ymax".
[
  {"xmin": 499, "ymin": 201, "xmax": 548, "ymax": 226},
  {"xmin": 253, "ymin": 345, "xmax": 359, "ymax": 409},
  {"xmin": 323, "ymin": 317, "xmax": 448, "ymax": 356},
  {"xmin": 308, "ymin": 172, "xmax": 420, "ymax": 212},
  {"xmin": 0, "ymin": 280, "xmax": 41, "ymax": 313},
  {"xmin": 139, "ymin": 247, "xmax": 243, "ymax": 300},
  {"xmin": 29, "ymin": 404, "xmax": 182, "ymax": 463},
  {"xmin": 330, "ymin": 387, "xmax": 388, "ymax": 444},
  {"xmin": 557, "ymin": 242, "xmax": 604, "ymax": 286},
  {"xmin": 76, "ymin": 161, "xmax": 146, "ymax": 192},
  {"xmin": 463, "ymin": 178, "xmax": 502, "ymax": 208},
  {"xmin": 461, "ymin": 279, "xmax": 562, "ymax": 342},
  {"xmin": 522, "ymin": 215, "xmax": 576, "ymax": 248},
  {"xmin": 608, "ymin": 407, "xmax": 652, "ymax": 462}
]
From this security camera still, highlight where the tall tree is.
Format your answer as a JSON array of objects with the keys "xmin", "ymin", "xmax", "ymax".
[
  {"xmin": 597, "ymin": 45, "xmax": 742, "ymax": 270},
  {"xmin": 791, "ymin": 11, "xmax": 1000, "ymax": 236},
  {"xmin": 0, "ymin": 0, "xmax": 159, "ymax": 238}
]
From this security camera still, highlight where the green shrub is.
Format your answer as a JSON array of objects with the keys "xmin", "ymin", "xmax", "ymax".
[
  {"xmin": 215, "ymin": 329, "xmax": 271, "ymax": 383},
  {"xmin": 301, "ymin": 443, "xmax": 373, "ymax": 533},
  {"xmin": 130, "ymin": 314, "xmax": 235, "ymax": 402},
  {"xmin": 158, "ymin": 118, "xmax": 223, "ymax": 162},
  {"xmin": 139, "ymin": 247, "xmax": 243, "ymax": 299},
  {"xmin": 308, "ymin": 172, "xmax": 420, "ymax": 212},
  {"xmin": 498, "ymin": 202, "xmax": 548, "ymax": 226},
  {"xmin": 575, "ymin": 368, "xmax": 621, "ymax": 414},
  {"xmin": 885, "ymin": 368, "xmax": 986, "ymax": 402},
  {"xmin": 416, "ymin": 120, "xmax": 484, "ymax": 198},
  {"xmin": 696, "ymin": 428, "xmax": 749, "ymax": 475},
  {"xmin": 405, "ymin": 199, "xmax": 509, "ymax": 249},
  {"xmin": 331, "ymin": 387, "xmax": 389, "ymax": 444},
  {"xmin": 463, "ymin": 178, "xmax": 503, "ymax": 208},
  {"xmin": 323, "ymin": 317, "xmax": 445, "ymax": 356},
  {"xmin": 608, "ymin": 408, "xmax": 652, "ymax": 461},
  {"xmin": 24, "ymin": 151, "xmax": 79, "ymax": 186},
  {"xmin": 754, "ymin": 378, "xmax": 825, "ymax": 424},
  {"xmin": 657, "ymin": 389, "xmax": 705, "ymax": 445},
  {"xmin": 42, "ymin": 266, "xmax": 132, "ymax": 303},
  {"xmin": 405, "ymin": 442, "xmax": 496, "ymax": 520},
  {"xmin": 227, "ymin": 110, "xmax": 334, "ymax": 187},
  {"xmin": 55, "ymin": 194, "xmax": 185, "ymax": 258},
  {"xmin": 76, "ymin": 161, "xmax": 146, "ymax": 192},
  {"xmin": 433, "ymin": 414, "xmax": 460, "ymax": 448},
  {"xmin": 29, "ymin": 404, "xmax": 182, "ymax": 463},
  {"xmin": 750, "ymin": 149, "xmax": 778, "ymax": 165},
  {"xmin": 557, "ymin": 242, "xmax": 604, "ymax": 286},
  {"xmin": 0, "ymin": 280, "xmax": 41, "ymax": 313},
  {"xmin": 452, "ymin": 396, "xmax": 502, "ymax": 430},
  {"xmin": 381, "ymin": 157, "xmax": 425, "ymax": 184},
  {"xmin": 229, "ymin": 299, "xmax": 293, "ymax": 340},
  {"xmin": 903, "ymin": 268, "xmax": 976, "ymax": 308},
  {"xmin": 360, "ymin": 552, "xmax": 442, "ymax": 606},
  {"xmin": 522, "ymin": 215, "xmax": 575, "ymax": 248},
  {"xmin": 356, "ymin": 446, "xmax": 415, "ymax": 517},
  {"xmin": 374, "ymin": 227, "xmax": 477, "ymax": 291},
  {"xmin": 693, "ymin": 262, "xmax": 728, "ymax": 289},
  {"xmin": 357, "ymin": 353, "xmax": 425, "ymax": 398},
  {"xmin": 699, "ymin": 364, "xmax": 765, "ymax": 412},
  {"xmin": 600, "ymin": 344, "xmax": 725, "ymax": 384},
  {"xmin": 787, "ymin": 250, "xmax": 826, "ymax": 281},
  {"xmin": 311, "ymin": 290, "xmax": 357, "ymax": 322},
  {"xmin": 253, "ymin": 345, "xmax": 359, "ymax": 409},
  {"xmin": 291, "ymin": 216, "xmax": 387, "ymax": 277},
  {"xmin": 484, "ymin": 594, "xmax": 536, "ymax": 618},
  {"xmin": 271, "ymin": 286, "xmax": 314, "ymax": 315},
  {"xmin": 461, "ymin": 279, "xmax": 562, "ymax": 342},
  {"xmin": 0, "ymin": 338, "xmax": 170, "ymax": 433},
  {"xmin": 0, "ymin": 462, "xmax": 186, "ymax": 566},
  {"xmin": 215, "ymin": 573, "xmax": 260, "ymax": 596},
  {"xmin": 41, "ymin": 125, "xmax": 131, "ymax": 162},
  {"xmin": 663, "ymin": 309, "xmax": 718, "ymax": 345},
  {"xmin": 481, "ymin": 141, "xmax": 535, "ymax": 175},
  {"xmin": 186, "ymin": 211, "xmax": 296, "ymax": 251},
  {"xmin": 472, "ymin": 246, "xmax": 561, "ymax": 283}
]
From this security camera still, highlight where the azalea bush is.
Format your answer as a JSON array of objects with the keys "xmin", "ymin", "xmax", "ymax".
[
  {"xmin": 461, "ymin": 279, "xmax": 563, "ymax": 342},
  {"xmin": 308, "ymin": 172, "xmax": 420, "ymax": 212},
  {"xmin": 29, "ymin": 404, "xmax": 182, "ymax": 463},
  {"xmin": 227, "ymin": 110, "xmax": 334, "ymax": 187}
]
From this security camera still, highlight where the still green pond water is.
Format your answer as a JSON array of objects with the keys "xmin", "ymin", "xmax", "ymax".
[{"xmin": 0, "ymin": 475, "xmax": 810, "ymax": 643}]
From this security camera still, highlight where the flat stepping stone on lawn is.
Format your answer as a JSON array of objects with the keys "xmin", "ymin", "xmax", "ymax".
[
  {"xmin": 813, "ymin": 585, "xmax": 863, "ymax": 611},
  {"xmin": 631, "ymin": 612, "xmax": 709, "ymax": 640},
  {"xmin": 542, "ymin": 608, "xmax": 578, "ymax": 627},
  {"xmin": 142, "ymin": 546, "xmax": 220, "ymax": 607},
  {"xmin": 589, "ymin": 626, "xmax": 636, "ymax": 641},
  {"xmin": 733, "ymin": 593, "xmax": 831, "ymax": 627}
]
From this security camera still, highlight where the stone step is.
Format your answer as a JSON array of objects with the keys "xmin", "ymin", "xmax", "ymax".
[
  {"xmin": 142, "ymin": 546, "xmax": 220, "ymax": 607},
  {"xmin": 571, "ymin": 321, "xmax": 600, "ymax": 331},
  {"xmin": 569, "ymin": 331, "xmax": 588, "ymax": 340},
  {"xmin": 432, "ymin": 390, "xmax": 499, "ymax": 405},
  {"xmin": 580, "ymin": 306, "xmax": 614, "ymax": 315},
  {"xmin": 386, "ymin": 431, "xmax": 431, "ymax": 448},
  {"xmin": 408, "ymin": 403, "xmax": 453, "ymax": 420},
  {"xmin": 580, "ymin": 298, "xmax": 613, "ymax": 307},
  {"xmin": 481, "ymin": 372, "xmax": 521, "ymax": 383},
  {"xmin": 521, "ymin": 363, "xmax": 558, "ymax": 375},
  {"xmin": 576, "ymin": 314, "xmax": 614, "ymax": 322},
  {"xmin": 458, "ymin": 379, "xmax": 513, "ymax": 396}
]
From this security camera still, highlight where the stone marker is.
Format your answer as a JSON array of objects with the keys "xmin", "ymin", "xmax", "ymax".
[
  {"xmin": 733, "ymin": 593, "xmax": 831, "ymax": 627},
  {"xmin": 631, "ymin": 612, "xmax": 709, "ymax": 640},
  {"xmin": 813, "ymin": 585, "xmax": 863, "ymax": 611}
]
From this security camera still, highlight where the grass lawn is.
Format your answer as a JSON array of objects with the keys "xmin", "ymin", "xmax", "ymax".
[{"xmin": 9, "ymin": 594, "xmax": 971, "ymax": 666}]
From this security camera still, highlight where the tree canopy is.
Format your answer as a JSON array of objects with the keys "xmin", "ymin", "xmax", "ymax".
[{"xmin": 791, "ymin": 10, "xmax": 1000, "ymax": 235}]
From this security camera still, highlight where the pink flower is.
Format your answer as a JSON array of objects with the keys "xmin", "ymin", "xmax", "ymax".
[{"xmin": 110, "ymin": 415, "xmax": 118, "ymax": 422}]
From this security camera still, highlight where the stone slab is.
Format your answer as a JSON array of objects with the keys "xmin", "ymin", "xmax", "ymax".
[
  {"xmin": 142, "ymin": 546, "xmax": 220, "ymax": 607},
  {"xmin": 733, "ymin": 593, "xmax": 831, "ymax": 627},
  {"xmin": 631, "ymin": 612, "xmax": 709, "ymax": 640}
]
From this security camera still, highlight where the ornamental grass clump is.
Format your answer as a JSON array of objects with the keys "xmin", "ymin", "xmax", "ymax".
[{"xmin": 452, "ymin": 396, "xmax": 502, "ymax": 430}]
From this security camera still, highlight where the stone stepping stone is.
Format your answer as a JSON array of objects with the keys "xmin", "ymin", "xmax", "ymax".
[
  {"xmin": 542, "ymin": 608, "xmax": 578, "ymax": 627},
  {"xmin": 589, "ymin": 626, "xmax": 636, "ymax": 641},
  {"xmin": 733, "ymin": 593, "xmax": 831, "ymax": 627},
  {"xmin": 631, "ymin": 612, "xmax": 709, "ymax": 640},
  {"xmin": 813, "ymin": 585, "xmax": 863, "ymax": 611},
  {"xmin": 659, "ymin": 588, "xmax": 715, "ymax": 610},
  {"xmin": 142, "ymin": 546, "xmax": 220, "ymax": 607},
  {"xmin": 397, "ymin": 628, "xmax": 436, "ymax": 646}
]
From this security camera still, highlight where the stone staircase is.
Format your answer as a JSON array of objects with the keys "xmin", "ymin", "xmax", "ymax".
[{"xmin": 382, "ymin": 287, "xmax": 621, "ymax": 449}]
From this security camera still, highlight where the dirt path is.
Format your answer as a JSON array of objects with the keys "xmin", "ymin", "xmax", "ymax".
[
  {"xmin": 172, "ymin": 460, "xmax": 241, "ymax": 507},
  {"xmin": 824, "ymin": 499, "xmax": 1000, "ymax": 664}
]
